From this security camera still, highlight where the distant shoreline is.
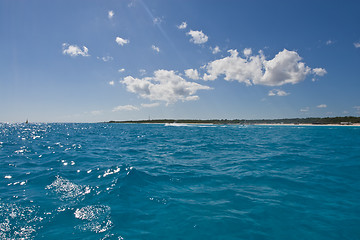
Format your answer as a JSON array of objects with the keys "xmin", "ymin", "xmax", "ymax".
[{"xmin": 108, "ymin": 117, "xmax": 360, "ymax": 126}]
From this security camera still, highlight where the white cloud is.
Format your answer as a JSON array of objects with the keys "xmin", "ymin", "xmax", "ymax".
[
  {"xmin": 187, "ymin": 30, "xmax": 208, "ymax": 44},
  {"xmin": 118, "ymin": 68, "xmax": 125, "ymax": 73},
  {"xmin": 300, "ymin": 107, "xmax": 309, "ymax": 112},
  {"xmin": 177, "ymin": 21, "xmax": 187, "ymax": 29},
  {"xmin": 184, "ymin": 69, "xmax": 200, "ymax": 80},
  {"xmin": 112, "ymin": 105, "xmax": 139, "ymax": 112},
  {"xmin": 115, "ymin": 37, "xmax": 129, "ymax": 46},
  {"xmin": 151, "ymin": 45, "xmax": 160, "ymax": 53},
  {"xmin": 243, "ymin": 48, "xmax": 252, "ymax": 57},
  {"xmin": 326, "ymin": 40, "xmax": 334, "ymax": 45},
  {"xmin": 109, "ymin": 80, "xmax": 115, "ymax": 86},
  {"xmin": 203, "ymin": 48, "xmax": 325, "ymax": 86},
  {"xmin": 317, "ymin": 104, "xmax": 327, "ymax": 108},
  {"xmin": 108, "ymin": 10, "xmax": 114, "ymax": 19},
  {"xmin": 354, "ymin": 42, "xmax": 360, "ymax": 48},
  {"xmin": 62, "ymin": 43, "xmax": 90, "ymax": 57},
  {"xmin": 312, "ymin": 68, "xmax": 327, "ymax": 76},
  {"xmin": 97, "ymin": 56, "xmax": 113, "ymax": 62},
  {"xmin": 268, "ymin": 89, "xmax": 289, "ymax": 97},
  {"xmin": 211, "ymin": 46, "xmax": 221, "ymax": 54},
  {"xmin": 121, "ymin": 69, "xmax": 211, "ymax": 104},
  {"xmin": 141, "ymin": 102, "xmax": 160, "ymax": 108}
]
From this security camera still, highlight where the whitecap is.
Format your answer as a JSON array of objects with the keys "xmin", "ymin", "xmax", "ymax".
[
  {"xmin": 74, "ymin": 205, "xmax": 112, "ymax": 233},
  {"xmin": 46, "ymin": 176, "xmax": 91, "ymax": 201}
]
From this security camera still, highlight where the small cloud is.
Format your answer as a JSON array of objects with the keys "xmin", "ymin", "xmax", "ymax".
[
  {"xmin": 151, "ymin": 45, "xmax": 160, "ymax": 53},
  {"xmin": 312, "ymin": 68, "xmax": 327, "ymax": 76},
  {"xmin": 187, "ymin": 30, "xmax": 208, "ymax": 44},
  {"xmin": 210, "ymin": 46, "xmax": 221, "ymax": 54},
  {"xmin": 62, "ymin": 43, "xmax": 90, "ymax": 57},
  {"xmin": 300, "ymin": 107, "xmax": 309, "ymax": 112},
  {"xmin": 91, "ymin": 110, "xmax": 102, "ymax": 115},
  {"xmin": 354, "ymin": 42, "xmax": 360, "ymax": 48},
  {"xmin": 326, "ymin": 40, "xmax": 334, "ymax": 45},
  {"xmin": 139, "ymin": 69, "xmax": 147, "ymax": 75},
  {"xmin": 112, "ymin": 105, "xmax": 139, "ymax": 112},
  {"xmin": 268, "ymin": 89, "xmax": 289, "ymax": 97},
  {"xmin": 177, "ymin": 21, "xmax": 187, "ymax": 29},
  {"xmin": 115, "ymin": 37, "xmax": 130, "ymax": 46},
  {"xmin": 184, "ymin": 69, "xmax": 200, "ymax": 80},
  {"xmin": 97, "ymin": 56, "xmax": 113, "ymax": 62},
  {"xmin": 118, "ymin": 68, "xmax": 125, "ymax": 73},
  {"xmin": 153, "ymin": 17, "xmax": 163, "ymax": 24},
  {"xmin": 317, "ymin": 104, "xmax": 327, "ymax": 108},
  {"xmin": 141, "ymin": 103, "xmax": 160, "ymax": 108},
  {"xmin": 109, "ymin": 80, "xmax": 115, "ymax": 86},
  {"xmin": 243, "ymin": 48, "xmax": 252, "ymax": 57},
  {"xmin": 108, "ymin": 10, "xmax": 114, "ymax": 19}
]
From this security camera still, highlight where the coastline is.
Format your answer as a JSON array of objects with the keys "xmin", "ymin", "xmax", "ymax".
[{"xmin": 108, "ymin": 117, "xmax": 360, "ymax": 126}]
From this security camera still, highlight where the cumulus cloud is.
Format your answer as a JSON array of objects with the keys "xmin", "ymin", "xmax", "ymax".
[
  {"xmin": 62, "ymin": 43, "xmax": 90, "ymax": 57},
  {"xmin": 115, "ymin": 37, "xmax": 129, "ymax": 46},
  {"xmin": 317, "ymin": 104, "xmax": 327, "ymax": 108},
  {"xmin": 177, "ymin": 21, "xmax": 187, "ymax": 29},
  {"xmin": 312, "ymin": 68, "xmax": 327, "ymax": 76},
  {"xmin": 108, "ymin": 10, "xmax": 114, "ymax": 19},
  {"xmin": 187, "ymin": 30, "xmax": 208, "ymax": 44},
  {"xmin": 268, "ymin": 89, "xmax": 289, "ymax": 96},
  {"xmin": 211, "ymin": 46, "xmax": 221, "ymax": 54},
  {"xmin": 112, "ymin": 105, "xmax": 139, "ymax": 112},
  {"xmin": 152, "ymin": 45, "xmax": 160, "ymax": 53},
  {"xmin": 243, "ymin": 48, "xmax": 252, "ymax": 57},
  {"xmin": 203, "ymin": 48, "xmax": 325, "ymax": 86},
  {"xmin": 121, "ymin": 69, "xmax": 211, "ymax": 104},
  {"xmin": 141, "ymin": 102, "xmax": 160, "ymax": 108},
  {"xmin": 109, "ymin": 80, "xmax": 115, "ymax": 86},
  {"xmin": 354, "ymin": 42, "xmax": 360, "ymax": 48},
  {"xmin": 118, "ymin": 68, "xmax": 125, "ymax": 73},
  {"xmin": 184, "ymin": 69, "xmax": 200, "ymax": 80}
]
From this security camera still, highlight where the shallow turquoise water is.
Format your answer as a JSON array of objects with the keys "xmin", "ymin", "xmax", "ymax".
[{"xmin": 1, "ymin": 123, "xmax": 360, "ymax": 239}]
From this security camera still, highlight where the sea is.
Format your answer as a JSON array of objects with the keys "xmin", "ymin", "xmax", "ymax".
[{"xmin": 0, "ymin": 123, "xmax": 359, "ymax": 239}]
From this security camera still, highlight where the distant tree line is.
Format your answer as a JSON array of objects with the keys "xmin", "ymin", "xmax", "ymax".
[{"xmin": 108, "ymin": 116, "xmax": 360, "ymax": 125}]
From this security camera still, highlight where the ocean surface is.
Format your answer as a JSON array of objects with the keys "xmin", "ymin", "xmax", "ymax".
[{"xmin": 1, "ymin": 123, "xmax": 360, "ymax": 239}]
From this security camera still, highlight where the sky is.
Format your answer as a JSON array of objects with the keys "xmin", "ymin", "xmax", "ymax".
[{"xmin": 1, "ymin": 0, "xmax": 360, "ymax": 123}]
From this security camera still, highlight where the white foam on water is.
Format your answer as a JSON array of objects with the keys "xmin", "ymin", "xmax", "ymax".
[
  {"xmin": 46, "ymin": 176, "xmax": 91, "ymax": 201},
  {"xmin": 0, "ymin": 203, "xmax": 40, "ymax": 239},
  {"xmin": 74, "ymin": 205, "xmax": 112, "ymax": 233}
]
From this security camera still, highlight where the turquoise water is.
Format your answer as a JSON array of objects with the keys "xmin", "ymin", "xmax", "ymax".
[{"xmin": 1, "ymin": 123, "xmax": 360, "ymax": 239}]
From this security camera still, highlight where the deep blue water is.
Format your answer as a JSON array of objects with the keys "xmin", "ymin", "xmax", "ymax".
[{"xmin": 0, "ymin": 123, "xmax": 360, "ymax": 239}]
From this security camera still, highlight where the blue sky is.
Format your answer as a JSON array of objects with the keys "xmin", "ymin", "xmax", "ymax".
[{"xmin": 1, "ymin": 0, "xmax": 360, "ymax": 123}]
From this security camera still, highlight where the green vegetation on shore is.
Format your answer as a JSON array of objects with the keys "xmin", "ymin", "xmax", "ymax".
[{"xmin": 108, "ymin": 116, "xmax": 360, "ymax": 125}]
